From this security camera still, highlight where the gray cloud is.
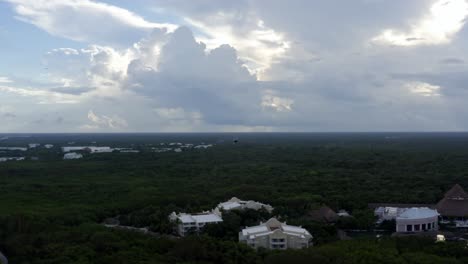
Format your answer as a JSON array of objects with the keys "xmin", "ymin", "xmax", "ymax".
[
  {"xmin": 50, "ymin": 87, "xmax": 95, "ymax": 95},
  {"xmin": 440, "ymin": 58, "xmax": 465, "ymax": 64}
]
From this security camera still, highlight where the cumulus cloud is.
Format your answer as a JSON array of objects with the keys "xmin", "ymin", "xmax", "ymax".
[
  {"xmin": 373, "ymin": 0, "xmax": 468, "ymax": 46},
  {"xmin": 185, "ymin": 17, "xmax": 290, "ymax": 76},
  {"xmin": 4, "ymin": 0, "xmax": 468, "ymax": 132},
  {"xmin": 82, "ymin": 110, "xmax": 128, "ymax": 130},
  {"xmin": 5, "ymin": 0, "xmax": 177, "ymax": 45}
]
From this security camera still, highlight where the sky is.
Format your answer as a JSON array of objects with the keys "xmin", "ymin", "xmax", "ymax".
[{"xmin": 1, "ymin": 0, "xmax": 468, "ymax": 132}]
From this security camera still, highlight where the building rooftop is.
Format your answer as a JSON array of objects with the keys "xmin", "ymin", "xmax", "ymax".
[
  {"xmin": 308, "ymin": 205, "xmax": 338, "ymax": 223},
  {"xmin": 241, "ymin": 218, "xmax": 311, "ymax": 239},
  {"xmin": 436, "ymin": 184, "xmax": 468, "ymax": 217},
  {"xmin": 192, "ymin": 214, "xmax": 223, "ymax": 223},
  {"xmin": 282, "ymin": 224, "xmax": 311, "ymax": 236},
  {"xmin": 217, "ymin": 197, "xmax": 273, "ymax": 212},
  {"xmin": 218, "ymin": 201, "xmax": 242, "ymax": 210},
  {"xmin": 397, "ymin": 207, "xmax": 439, "ymax": 220},
  {"xmin": 443, "ymin": 184, "xmax": 468, "ymax": 200},
  {"xmin": 368, "ymin": 203, "xmax": 436, "ymax": 210},
  {"xmin": 172, "ymin": 212, "xmax": 223, "ymax": 224}
]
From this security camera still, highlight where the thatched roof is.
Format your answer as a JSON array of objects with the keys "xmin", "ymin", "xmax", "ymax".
[
  {"xmin": 308, "ymin": 205, "xmax": 339, "ymax": 223},
  {"xmin": 443, "ymin": 184, "xmax": 468, "ymax": 199},
  {"xmin": 436, "ymin": 184, "xmax": 468, "ymax": 217}
]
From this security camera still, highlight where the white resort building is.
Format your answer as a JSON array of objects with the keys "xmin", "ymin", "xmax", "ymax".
[
  {"xmin": 239, "ymin": 218, "xmax": 312, "ymax": 250},
  {"xmin": 217, "ymin": 197, "xmax": 274, "ymax": 213},
  {"xmin": 373, "ymin": 206, "xmax": 439, "ymax": 233},
  {"xmin": 169, "ymin": 210, "xmax": 223, "ymax": 237},
  {"xmin": 396, "ymin": 208, "xmax": 439, "ymax": 233}
]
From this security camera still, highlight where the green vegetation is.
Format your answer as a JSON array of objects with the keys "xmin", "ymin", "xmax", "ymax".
[{"xmin": 1, "ymin": 133, "xmax": 468, "ymax": 263}]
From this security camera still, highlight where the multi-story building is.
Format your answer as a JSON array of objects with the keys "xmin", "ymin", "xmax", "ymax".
[
  {"xmin": 239, "ymin": 218, "xmax": 312, "ymax": 250},
  {"xmin": 169, "ymin": 210, "xmax": 223, "ymax": 236}
]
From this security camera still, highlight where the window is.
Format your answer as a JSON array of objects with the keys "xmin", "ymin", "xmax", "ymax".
[
  {"xmin": 422, "ymin": 224, "xmax": 426, "ymax": 230},
  {"xmin": 407, "ymin": 225, "xmax": 413, "ymax": 232},
  {"xmin": 271, "ymin": 244, "xmax": 285, "ymax": 249},
  {"xmin": 414, "ymin": 224, "xmax": 420, "ymax": 231},
  {"xmin": 272, "ymin": 238, "xmax": 285, "ymax": 243}
]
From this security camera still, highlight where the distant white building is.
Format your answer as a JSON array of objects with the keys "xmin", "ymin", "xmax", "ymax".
[
  {"xmin": 0, "ymin": 157, "xmax": 25, "ymax": 162},
  {"xmin": 239, "ymin": 218, "xmax": 312, "ymax": 250},
  {"xmin": 62, "ymin": 146, "xmax": 112, "ymax": 153},
  {"xmin": 0, "ymin": 147, "xmax": 27, "ymax": 151},
  {"xmin": 217, "ymin": 197, "xmax": 274, "ymax": 213},
  {"xmin": 396, "ymin": 208, "xmax": 439, "ymax": 233},
  {"xmin": 28, "ymin": 143, "xmax": 40, "ymax": 148},
  {"xmin": 194, "ymin": 144, "xmax": 213, "ymax": 149},
  {"xmin": 44, "ymin": 144, "xmax": 54, "ymax": 149},
  {"xmin": 169, "ymin": 210, "xmax": 223, "ymax": 236},
  {"xmin": 63, "ymin": 152, "xmax": 83, "ymax": 160}
]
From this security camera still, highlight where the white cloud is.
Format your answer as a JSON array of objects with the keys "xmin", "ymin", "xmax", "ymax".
[
  {"xmin": 261, "ymin": 92, "xmax": 294, "ymax": 112},
  {"xmin": 83, "ymin": 110, "xmax": 128, "ymax": 130},
  {"xmin": 373, "ymin": 0, "xmax": 468, "ymax": 46},
  {"xmin": 6, "ymin": 0, "xmax": 177, "ymax": 45},
  {"xmin": 0, "ymin": 77, "xmax": 13, "ymax": 83},
  {"xmin": 44, "ymin": 45, "xmax": 135, "ymax": 98},
  {"xmin": 185, "ymin": 17, "xmax": 290, "ymax": 78},
  {"xmin": 0, "ymin": 85, "xmax": 80, "ymax": 104},
  {"xmin": 406, "ymin": 82, "xmax": 442, "ymax": 97}
]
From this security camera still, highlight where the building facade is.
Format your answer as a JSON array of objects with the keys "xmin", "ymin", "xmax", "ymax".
[
  {"xmin": 239, "ymin": 218, "xmax": 312, "ymax": 250},
  {"xmin": 395, "ymin": 207, "xmax": 439, "ymax": 233},
  {"xmin": 169, "ymin": 210, "xmax": 223, "ymax": 237},
  {"xmin": 373, "ymin": 205, "xmax": 439, "ymax": 233}
]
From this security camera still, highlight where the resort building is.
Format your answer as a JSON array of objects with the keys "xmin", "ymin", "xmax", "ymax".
[
  {"xmin": 169, "ymin": 210, "xmax": 223, "ymax": 237},
  {"xmin": 239, "ymin": 218, "xmax": 312, "ymax": 250},
  {"xmin": 373, "ymin": 204, "xmax": 439, "ymax": 233},
  {"xmin": 61, "ymin": 146, "xmax": 113, "ymax": 153},
  {"xmin": 436, "ymin": 184, "xmax": 468, "ymax": 227},
  {"xmin": 217, "ymin": 197, "xmax": 274, "ymax": 213},
  {"xmin": 395, "ymin": 207, "xmax": 439, "ymax": 233}
]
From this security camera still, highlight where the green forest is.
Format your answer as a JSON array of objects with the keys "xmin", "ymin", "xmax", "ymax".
[{"xmin": 1, "ymin": 133, "xmax": 468, "ymax": 263}]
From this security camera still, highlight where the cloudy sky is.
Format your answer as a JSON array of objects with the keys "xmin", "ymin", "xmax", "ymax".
[{"xmin": 1, "ymin": 0, "xmax": 468, "ymax": 132}]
